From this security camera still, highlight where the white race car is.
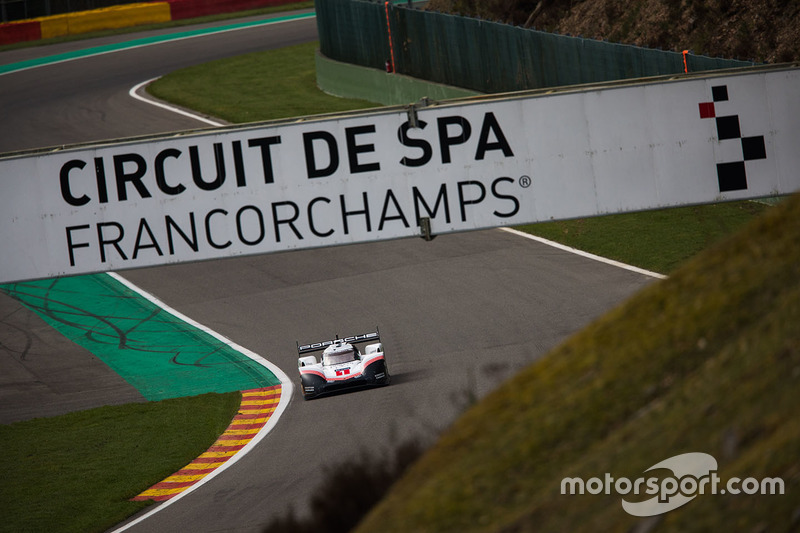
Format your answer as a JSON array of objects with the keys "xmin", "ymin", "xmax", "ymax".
[{"xmin": 297, "ymin": 331, "xmax": 390, "ymax": 400}]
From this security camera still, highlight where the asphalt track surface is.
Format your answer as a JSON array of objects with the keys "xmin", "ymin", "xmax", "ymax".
[
  {"xmin": 0, "ymin": 10, "xmax": 318, "ymax": 424},
  {"xmin": 0, "ymin": 13, "xmax": 656, "ymax": 532}
]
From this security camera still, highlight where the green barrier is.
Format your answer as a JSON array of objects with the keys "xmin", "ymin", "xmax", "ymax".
[
  {"xmin": 0, "ymin": 274, "xmax": 279, "ymax": 400},
  {"xmin": 316, "ymin": 0, "xmax": 756, "ymax": 94}
]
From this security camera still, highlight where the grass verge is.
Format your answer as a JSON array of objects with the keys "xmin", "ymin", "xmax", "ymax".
[
  {"xmin": 147, "ymin": 41, "xmax": 377, "ymax": 123},
  {"xmin": 517, "ymin": 199, "xmax": 773, "ymax": 274},
  {"xmin": 354, "ymin": 193, "xmax": 800, "ymax": 532},
  {"xmin": 0, "ymin": 392, "xmax": 241, "ymax": 533}
]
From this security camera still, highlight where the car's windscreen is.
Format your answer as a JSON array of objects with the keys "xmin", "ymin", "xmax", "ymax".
[{"xmin": 323, "ymin": 350, "xmax": 354, "ymax": 366}]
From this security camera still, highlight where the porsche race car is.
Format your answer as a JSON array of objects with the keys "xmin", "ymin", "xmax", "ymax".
[{"xmin": 297, "ymin": 331, "xmax": 390, "ymax": 400}]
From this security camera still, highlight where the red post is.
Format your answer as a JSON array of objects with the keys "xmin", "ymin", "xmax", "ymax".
[{"xmin": 385, "ymin": 1, "xmax": 396, "ymax": 74}]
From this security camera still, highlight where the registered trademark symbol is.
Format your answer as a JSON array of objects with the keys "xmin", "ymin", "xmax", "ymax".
[{"xmin": 519, "ymin": 175, "xmax": 531, "ymax": 188}]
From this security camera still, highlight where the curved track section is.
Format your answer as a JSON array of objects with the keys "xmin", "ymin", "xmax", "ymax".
[
  {"xmin": 0, "ymin": 10, "xmax": 317, "ymax": 153},
  {"xmin": 117, "ymin": 232, "xmax": 654, "ymax": 531},
  {"xmin": 0, "ymin": 16, "xmax": 656, "ymax": 532},
  {"xmin": 0, "ymin": 10, "xmax": 317, "ymax": 426}
]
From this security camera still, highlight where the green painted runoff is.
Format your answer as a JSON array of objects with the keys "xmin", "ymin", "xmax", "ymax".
[{"xmin": 1, "ymin": 274, "xmax": 279, "ymax": 400}]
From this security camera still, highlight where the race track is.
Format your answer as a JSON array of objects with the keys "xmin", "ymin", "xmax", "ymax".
[{"xmin": 0, "ymin": 13, "xmax": 656, "ymax": 532}]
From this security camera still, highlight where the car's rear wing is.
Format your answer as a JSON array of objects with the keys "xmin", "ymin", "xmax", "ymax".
[{"xmin": 297, "ymin": 330, "xmax": 380, "ymax": 355}]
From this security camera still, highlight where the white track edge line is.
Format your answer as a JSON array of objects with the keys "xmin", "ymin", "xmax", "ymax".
[
  {"xmin": 129, "ymin": 78, "xmax": 224, "ymax": 126},
  {"xmin": 52, "ymin": 15, "xmax": 307, "ymax": 531},
  {"xmin": 107, "ymin": 271, "xmax": 294, "ymax": 533},
  {"xmin": 499, "ymin": 227, "xmax": 667, "ymax": 280}
]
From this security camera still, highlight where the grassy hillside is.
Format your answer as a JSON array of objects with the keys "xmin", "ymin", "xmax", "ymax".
[
  {"xmin": 354, "ymin": 193, "xmax": 799, "ymax": 532},
  {"xmin": 425, "ymin": 0, "xmax": 800, "ymax": 63}
]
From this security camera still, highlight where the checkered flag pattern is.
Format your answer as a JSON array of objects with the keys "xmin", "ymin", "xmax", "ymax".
[{"xmin": 698, "ymin": 85, "xmax": 767, "ymax": 192}]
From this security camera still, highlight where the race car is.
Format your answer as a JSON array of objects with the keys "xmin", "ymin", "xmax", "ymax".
[{"xmin": 297, "ymin": 330, "xmax": 390, "ymax": 400}]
